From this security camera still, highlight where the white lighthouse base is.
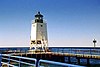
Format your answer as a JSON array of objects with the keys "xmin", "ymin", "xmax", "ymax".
[
  {"xmin": 28, "ymin": 49, "xmax": 43, "ymax": 53},
  {"xmin": 28, "ymin": 48, "xmax": 50, "ymax": 54}
]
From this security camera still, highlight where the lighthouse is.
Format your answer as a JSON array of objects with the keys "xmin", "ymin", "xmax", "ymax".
[{"xmin": 30, "ymin": 12, "xmax": 48, "ymax": 50}]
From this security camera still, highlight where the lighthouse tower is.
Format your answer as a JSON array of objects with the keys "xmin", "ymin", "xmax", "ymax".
[{"xmin": 30, "ymin": 12, "xmax": 48, "ymax": 50}]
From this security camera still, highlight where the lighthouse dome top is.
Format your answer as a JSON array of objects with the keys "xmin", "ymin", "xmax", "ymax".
[
  {"xmin": 35, "ymin": 11, "xmax": 43, "ymax": 17},
  {"xmin": 34, "ymin": 11, "xmax": 44, "ymax": 23}
]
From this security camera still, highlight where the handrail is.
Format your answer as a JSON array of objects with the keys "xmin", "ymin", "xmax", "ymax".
[
  {"xmin": 1, "ymin": 62, "xmax": 18, "ymax": 67},
  {"xmin": 38, "ymin": 59, "xmax": 85, "ymax": 67},
  {"xmin": 1, "ymin": 54, "xmax": 86, "ymax": 67},
  {"xmin": 1, "ymin": 54, "xmax": 84, "ymax": 67},
  {"xmin": 1, "ymin": 54, "xmax": 36, "ymax": 67},
  {"xmin": 2, "ymin": 54, "xmax": 36, "ymax": 62},
  {"xmin": 2, "ymin": 57, "xmax": 36, "ymax": 66}
]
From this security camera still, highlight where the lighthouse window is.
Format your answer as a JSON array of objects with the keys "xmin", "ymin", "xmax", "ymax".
[
  {"xmin": 41, "ymin": 25, "xmax": 43, "ymax": 27},
  {"xmin": 31, "ymin": 41, "xmax": 35, "ymax": 44},
  {"xmin": 37, "ymin": 20, "xmax": 39, "ymax": 22},
  {"xmin": 37, "ymin": 40, "xmax": 41, "ymax": 44}
]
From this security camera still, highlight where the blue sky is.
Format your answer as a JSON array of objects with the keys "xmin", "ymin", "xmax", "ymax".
[{"xmin": 0, "ymin": 0, "xmax": 100, "ymax": 47}]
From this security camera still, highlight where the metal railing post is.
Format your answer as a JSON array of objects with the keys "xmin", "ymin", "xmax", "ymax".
[
  {"xmin": 8, "ymin": 55, "xmax": 10, "ymax": 67},
  {"xmin": 0, "ymin": 54, "xmax": 2, "ymax": 67},
  {"xmin": 37, "ymin": 59, "xmax": 40, "ymax": 67},
  {"xmin": 19, "ymin": 58, "xmax": 21, "ymax": 67},
  {"xmin": 36, "ymin": 59, "xmax": 39, "ymax": 67}
]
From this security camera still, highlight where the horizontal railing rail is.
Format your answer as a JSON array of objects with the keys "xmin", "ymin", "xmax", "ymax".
[
  {"xmin": 1, "ymin": 54, "xmax": 36, "ymax": 67},
  {"xmin": 38, "ymin": 59, "xmax": 85, "ymax": 67},
  {"xmin": 1, "ymin": 62, "xmax": 18, "ymax": 67}
]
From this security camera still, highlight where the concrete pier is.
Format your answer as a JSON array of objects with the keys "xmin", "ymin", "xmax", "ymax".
[{"xmin": 11, "ymin": 52, "xmax": 100, "ymax": 66}]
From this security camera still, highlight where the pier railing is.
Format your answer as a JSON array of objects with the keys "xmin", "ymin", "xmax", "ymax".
[
  {"xmin": 39, "ymin": 59, "xmax": 85, "ymax": 67},
  {"xmin": 1, "ymin": 54, "xmax": 36, "ymax": 67},
  {"xmin": 0, "ymin": 54, "xmax": 85, "ymax": 67}
]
